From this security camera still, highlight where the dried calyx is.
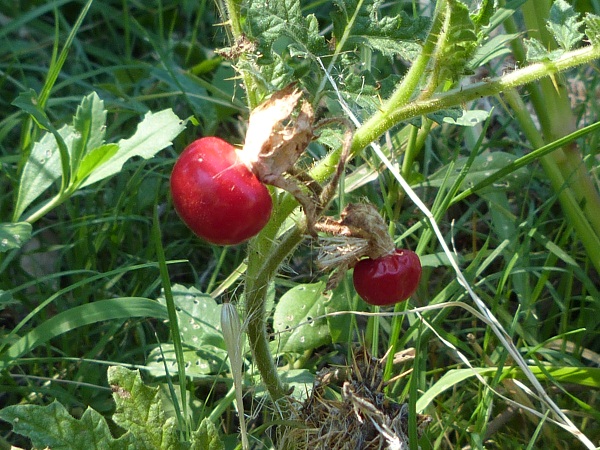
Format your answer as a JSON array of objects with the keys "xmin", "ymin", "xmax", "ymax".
[
  {"xmin": 316, "ymin": 203, "xmax": 396, "ymax": 290},
  {"xmin": 237, "ymin": 84, "xmax": 353, "ymax": 236}
]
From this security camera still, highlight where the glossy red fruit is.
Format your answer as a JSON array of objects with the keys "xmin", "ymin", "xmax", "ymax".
[
  {"xmin": 352, "ymin": 249, "xmax": 422, "ymax": 306},
  {"xmin": 170, "ymin": 137, "xmax": 273, "ymax": 245}
]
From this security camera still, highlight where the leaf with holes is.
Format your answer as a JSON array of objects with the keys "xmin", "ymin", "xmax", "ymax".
[{"xmin": 272, "ymin": 282, "xmax": 330, "ymax": 353}]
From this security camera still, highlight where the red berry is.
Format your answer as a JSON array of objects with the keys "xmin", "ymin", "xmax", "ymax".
[
  {"xmin": 170, "ymin": 137, "xmax": 273, "ymax": 245},
  {"xmin": 352, "ymin": 249, "xmax": 422, "ymax": 306}
]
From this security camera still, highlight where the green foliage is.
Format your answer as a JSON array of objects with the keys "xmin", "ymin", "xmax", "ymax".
[
  {"xmin": 272, "ymin": 282, "xmax": 330, "ymax": 353},
  {"xmin": 12, "ymin": 91, "xmax": 186, "ymax": 224},
  {"xmin": 584, "ymin": 13, "xmax": 600, "ymax": 44},
  {"xmin": 146, "ymin": 285, "xmax": 228, "ymax": 378},
  {"xmin": 2, "ymin": 0, "xmax": 600, "ymax": 448},
  {"xmin": 434, "ymin": 0, "xmax": 479, "ymax": 81},
  {"xmin": 330, "ymin": 0, "xmax": 428, "ymax": 60},
  {"xmin": 525, "ymin": 0, "xmax": 586, "ymax": 61},
  {"xmin": 0, "ymin": 401, "xmax": 139, "ymax": 450},
  {"xmin": 0, "ymin": 367, "xmax": 224, "ymax": 450},
  {"xmin": 547, "ymin": 0, "xmax": 585, "ymax": 51}
]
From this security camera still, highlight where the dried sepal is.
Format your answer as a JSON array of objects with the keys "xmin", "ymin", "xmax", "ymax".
[
  {"xmin": 238, "ymin": 84, "xmax": 354, "ymax": 237},
  {"xmin": 238, "ymin": 85, "xmax": 314, "ymax": 182},
  {"xmin": 316, "ymin": 203, "xmax": 396, "ymax": 290}
]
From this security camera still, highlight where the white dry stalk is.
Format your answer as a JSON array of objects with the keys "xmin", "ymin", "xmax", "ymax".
[
  {"xmin": 221, "ymin": 303, "xmax": 250, "ymax": 450},
  {"xmin": 317, "ymin": 57, "xmax": 595, "ymax": 449}
]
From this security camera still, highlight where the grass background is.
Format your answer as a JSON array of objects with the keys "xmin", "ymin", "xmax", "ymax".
[{"xmin": 1, "ymin": 0, "xmax": 599, "ymax": 449}]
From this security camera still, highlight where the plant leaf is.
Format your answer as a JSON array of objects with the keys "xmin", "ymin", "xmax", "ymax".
[
  {"xmin": 0, "ymin": 298, "xmax": 168, "ymax": 371},
  {"xmin": 74, "ymin": 143, "xmax": 119, "ymax": 186},
  {"xmin": 145, "ymin": 344, "xmax": 228, "ymax": 377},
  {"xmin": 0, "ymin": 222, "xmax": 32, "ymax": 252},
  {"xmin": 0, "ymin": 401, "xmax": 140, "ymax": 449},
  {"xmin": 70, "ymin": 91, "xmax": 107, "ymax": 177},
  {"xmin": 524, "ymin": 37, "xmax": 564, "ymax": 62},
  {"xmin": 244, "ymin": 0, "xmax": 326, "ymax": 65},
  {"xmin": 12, "ymin": 124, "xmax": 76, "ymax": 220},
  {"xmin": 423, "ymin": 152, "xmax": 530, "ymax": 194},
  {"xmin": 81, "ymin": 109, "xmax": 186, "ymax": 187},
  {"xmin": 331, "ymin": 0, "xmax": 428, "ymax": 61},
  {"xmin": 108, "ymin": 366, "xmax": 180, "ymax": 450},
  {"xmin": 584, "ymin": 13, "xmax": 600, "ymax": 45},
  {"xmin": 546, "ymin": 0, "xmax": 584, "ymax": 51},
  {"xmin": 157, "ymin": 284, "xmax": 225, "ymax": 350},
  {"xmin": 434, "ymin": 0, "xmax": 479, "ymax": 81},
  {"xmin": 273, "ymin": 282, "xmax": 330, "ymax": 353},
  {"xmin": 191, "ymin": 418, "xmax": 225, "ymax": 450}
]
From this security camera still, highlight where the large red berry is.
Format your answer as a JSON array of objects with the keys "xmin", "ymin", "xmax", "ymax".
[
  {"xmin": 352, "ymin": 249, "xmax": 422, "ymax": 306},
  {"xmin": 170, "ymin": 137, "xmax": 273, "ymax": 245}
]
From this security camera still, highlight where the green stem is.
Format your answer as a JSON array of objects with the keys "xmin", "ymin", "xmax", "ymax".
[
  {"xmin": 222, "ymin": 0, "xmax": 262, "ymax": 107},
  {"xmin": 245, "ymin": 220, "xmax": 304, "ymax": 403},
  {"xmin": 354, "ymin": 44, "xmax": 600, "ymax": 156}
]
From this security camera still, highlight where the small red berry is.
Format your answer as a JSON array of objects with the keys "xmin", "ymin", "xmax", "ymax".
[
  {"xmin": 352, "ymin": 249, "xmax": 422, "ymax": 305},
  {"xmin": 170, "ymin": 137, "xmax": 273, "ymax": 245}
]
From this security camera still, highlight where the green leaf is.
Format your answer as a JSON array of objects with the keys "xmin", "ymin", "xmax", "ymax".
[
  {"xmin": 81, "ymin": 109, "xmax": 187, "ymax": 187},
  {"xmin": 0, "ymin": 401, "xmax": 139, "ymax": 449},
  {"xmin": 244, "ymin": 0, "xmax": 326, "ymax": 65},
  {"xmin": 191, "ymin": 418, "xmax": 224, "ymax": 450},
  {"xmin": 416, "ymin": 365, "xmax": 600, "ymax": 413},
  {"xmin": 108, "ymin": 366, "xmax": 180, "ymax": 450},
  {"xmin": 546, "ymin": 0, "xmax": 584, "ymax": 51},
  {"xmin": 470, "ymin": 0, "xmax": 495, "ymax": 33},
  {"xmin": 146, "ymin": 344, "xmax": 228, "ymax": 377},
  {"xmin": 324, "ymin": 281, "xmax": 354, "ymax": 344},
  {"xmin": 12, "ymin": 123, "xmax": 76, "ymax": 220},
  {"xmin": 331, "ymin": 0, "xmax": 428, "ymax": 61},
  {"xmin": 0, "ymin": 298, "xmax": 168, "ymax": 371},
  {"xmin": 158, "ymin": 284, "xmax": 225, "ymax": 350},
  {"xmin": 435, "ymin": 0, "xmax": 479, "ymax": 81},
  {"xmin": 469, "ymin": 33, "xmax": 519, "ymax": 69},
  {"xmin": 70, "ymin": 92, "xmax": 107, "ymax": 178},
  {"xmin": 584, "ymin": 13, "xmax": 600, "ymax": 45},
  {"xmin": 74, "ymin": 143, "xmax": 119, "ymax": 186},
  {"xmin": 443, "ymin": 109, "xmax": 490, "ymax": 127},
  {"xmin": 423, "ymin": 152, "xmax": 530, "ymax": 194},
  {"xmin": 0, "ymin": 222, "xmax": 32, "ymax": 252},
  {"xmin": 524, "ymin": 37, "xmax": 564, "ymax": 62},
  {"xmin": 273, "ymin": 282, "xmax": 330, "ymax": 353}
]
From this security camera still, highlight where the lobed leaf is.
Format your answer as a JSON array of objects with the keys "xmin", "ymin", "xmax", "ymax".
[
  {"xmin": 546, "ymin": 0, "xmax": 584, "ymax": 51},
  {"xmin": 245, "ymin": 0, "xmax": 326, "ymax": 65},
  {"xmin": 108, "ymin": 366, "xmax": 180, "ymax": 450},
  {"xmin": 331, "ymin": 0, "xmax": 428, "ymax": 61},
  {"xmin": 584, "ymin": 13, "xmax": 600, "ymax": 45},
  {"xmin": 191, "ymin": 418, "xmax": 224, "ymax": 450},
  {"xmin": 435, "ymin": 0, "xmax": 479, "ymax": 81},
  {"xmin": 0, "ymin": 401, "xmax": 140, "ymax": 449}
]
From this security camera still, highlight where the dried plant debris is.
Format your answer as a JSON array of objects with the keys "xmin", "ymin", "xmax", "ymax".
[
  {"xmin": 316, "ymin": 203, "xmax": 396, "ymax": 290},
  {"xmin": 281, "ymin": 347, "xmax": 431, "ymax": 450},
  {"xmin": 239, "ymin": 84, "xmax": 353, "ymax": 235}
]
